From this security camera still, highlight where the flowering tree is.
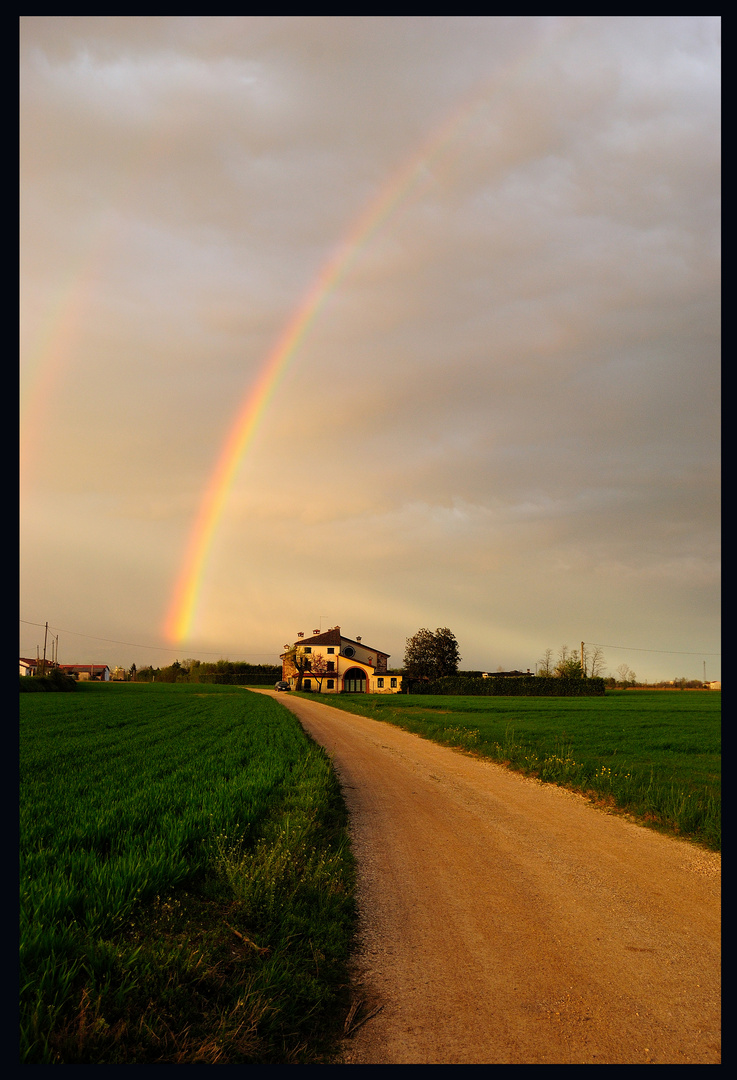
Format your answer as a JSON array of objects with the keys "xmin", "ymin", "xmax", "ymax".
[{"xmin": 309, "ymin": 653, "xmax": 329, "ymax": 692}]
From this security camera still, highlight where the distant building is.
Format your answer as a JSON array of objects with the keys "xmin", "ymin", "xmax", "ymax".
[
  {"xmin": 57, "ymin": 664, "xmax": 111, "ymax": 682},
  {"xmin": 281, "ymin": 626, "xmax": 402, "ymax": 694},
  {"xmin": 707, "ymin": 681, "xmax": 721, "ymax": 690}
]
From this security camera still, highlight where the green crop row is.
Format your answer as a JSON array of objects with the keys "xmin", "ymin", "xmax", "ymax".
[{"xmin": 20, "ymin": 683, "xmax": 355, "ymax": 1064}]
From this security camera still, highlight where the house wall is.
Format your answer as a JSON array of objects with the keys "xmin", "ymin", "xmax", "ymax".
[{"xmin": 282, "ymin": 636, "xmax": 401, "ymax": 693}]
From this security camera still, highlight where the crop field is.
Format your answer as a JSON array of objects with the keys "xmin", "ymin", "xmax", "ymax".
[
  {"xmin": 307, "ymin": 689, "xmax": 721, "ymax": 851},
  {"xmin": 19, "ymin": 683, "xmax": 355, "ymax": 1065}
]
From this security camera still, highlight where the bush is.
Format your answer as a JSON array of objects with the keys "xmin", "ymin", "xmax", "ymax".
[{"xmin": 20, "ymin": 669, "xmax": 77, "ymax": 693}]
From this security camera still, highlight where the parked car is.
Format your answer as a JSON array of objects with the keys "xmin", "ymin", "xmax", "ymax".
[{"xmin": 274, "ymin": 681, "xmax": 291, "ymax": 692}]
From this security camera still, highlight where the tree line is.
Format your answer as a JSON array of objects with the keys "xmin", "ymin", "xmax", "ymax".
[
  {"xmin": 129, "ymin": 659, "xmax": 281, "ymax": 683},
  {"xmin": 536, "ymin": 644, "xmax": 607, "ymax": 680}
]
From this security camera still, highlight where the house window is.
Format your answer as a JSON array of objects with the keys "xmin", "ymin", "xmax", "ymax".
[
  {"xmin": 304, "ymin": 647, "xmax": 312, "ymax": 653},
  {"xmin": 343, "ymin": 668, "xmax": 366, "ymax": 692},
  {"xmin": 327, "ymin": 661, "xmax": 334, "ymax": 671},
  {"xmin": 327, "ymin": 648, "xmax": 335, "ymax": 654},
  {"xmin": 391, "ymin": 678, "xmax": 397, "ymax": 688},
  {"xmin": 377, "ymin": 678, "xmax": 384, "ymax": 688},
  {"xmin": 327, "ymin": 679, "xmax": 334, "ymax": 689}
]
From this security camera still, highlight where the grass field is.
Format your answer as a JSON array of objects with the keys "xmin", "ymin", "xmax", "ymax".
[
  {"xmin": 20, "ymin": 682, "xmax": 720, "ymax": 1062},
  {"xmin": 301, "ymin": 689, "xmax": 721, "ymax": 851},
  {"xmin": 20, "ymin": 682, "xmax": 355, "ymax": 1065}
]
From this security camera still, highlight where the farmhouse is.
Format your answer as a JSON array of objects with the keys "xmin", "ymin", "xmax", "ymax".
[
  {"xmin": 57, "ymin": 664, "xmax": 111, "ymax": 682},
  {"xmin": 281, "ymin": 627, "xmax": 402, "ymax": 694}
]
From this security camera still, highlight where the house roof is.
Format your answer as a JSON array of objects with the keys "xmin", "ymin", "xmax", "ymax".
[
  {"xmin": 296, "ymin": 627, "xmax": 342, "ymax": 646},
  {"xmin": 285, "ymin": 626, "xmax": 390, "ymax": 658},
  {"xmin": 58, "ymin": 664, "xmax": 110, "ymax": 672}
]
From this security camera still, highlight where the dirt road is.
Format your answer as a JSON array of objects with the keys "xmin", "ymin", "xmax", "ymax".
[{"xmin": 256, "ymin": 690, "xmax": 720, "ymax": 1064}]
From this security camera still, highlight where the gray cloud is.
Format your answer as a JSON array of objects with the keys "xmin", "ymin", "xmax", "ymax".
[{"xmin": 20, "ymin": 17, "xmax": 720, "ymax": 681}]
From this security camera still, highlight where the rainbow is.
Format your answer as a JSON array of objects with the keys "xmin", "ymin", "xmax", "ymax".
[
  {"xmin": 162, "ymin": 48, "xmax": 554, "ymax": 644},
  {"xmin": 163, "ymin": 140, "xmax": 445, "ymax": 642}
]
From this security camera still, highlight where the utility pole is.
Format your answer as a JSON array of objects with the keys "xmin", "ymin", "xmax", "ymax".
[
  {"xmin": 42, "ymin": 622, "xmax": 49, "ymax": 677},
  {"xmin": 581, "ymin": 641, "xmax": 585, "ymax": 678}
]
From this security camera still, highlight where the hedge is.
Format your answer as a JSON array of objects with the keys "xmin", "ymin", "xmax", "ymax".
[
  {"xmin": 405, "ymin": 676, "xmax": 606, "ymax": 696},
  {"xmin": 189, "ymin": 672, "xmax": 282, "ymax": 686}
]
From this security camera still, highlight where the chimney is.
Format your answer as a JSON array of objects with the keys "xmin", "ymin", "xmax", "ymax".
[{"xmin": 298, "ymin": 632, "xmax": 304, "ymax": 638}]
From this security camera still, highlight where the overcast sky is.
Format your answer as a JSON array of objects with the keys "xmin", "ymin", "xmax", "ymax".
[{"xmin": 20, "ymin": 17, "xmax": 720, "ymax": 682}]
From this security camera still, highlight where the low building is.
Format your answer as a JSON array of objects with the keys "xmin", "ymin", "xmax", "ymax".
[
  {"xmin": 57, "ymin": 664, "xmax": 111, "ymax": 682},
  {"xmin": 281, "ymin": 626, "xmax": 402, "ymax": 694}
]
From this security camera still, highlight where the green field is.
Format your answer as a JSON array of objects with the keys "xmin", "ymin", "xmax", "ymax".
[
  {"xmin": 20, "ymin": 682, "xmax": 720, "ymax": 1062},
  {"xmin": 20, "ymin": 683, "xmax": 355, "ymax": 1065},
  {"xmin": 303, "ymin": 689, "xmax": 721, "ymax": 851}
]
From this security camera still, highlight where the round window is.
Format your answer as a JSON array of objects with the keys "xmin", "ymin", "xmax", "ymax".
[{"xmin": 343, "ymin": 646, "xmax": 355, "ymax": 657}]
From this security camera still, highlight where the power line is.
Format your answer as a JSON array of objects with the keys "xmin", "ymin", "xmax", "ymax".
[
  {"xmin": 586, "ymin": 641, "xmax": 720, "ymax": 656},
  {"xmin": 19, "ymin": 620, "xmax": 279, "ymax": 657}
]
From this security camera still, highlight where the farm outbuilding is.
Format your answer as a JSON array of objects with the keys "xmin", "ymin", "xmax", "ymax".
[{"xmin": 57, "ymin": 664, "xmax": 111, "ymax": 682}]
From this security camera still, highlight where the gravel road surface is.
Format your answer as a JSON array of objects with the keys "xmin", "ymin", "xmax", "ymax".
[{"xmin": 256, "ymin": 690, "xmax": 720, "ymax": 1065}]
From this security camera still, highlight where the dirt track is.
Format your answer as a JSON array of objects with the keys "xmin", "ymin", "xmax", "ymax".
[{"xmin": 256, "ymin": 690, "xmax": 720, "ymax": 1065}]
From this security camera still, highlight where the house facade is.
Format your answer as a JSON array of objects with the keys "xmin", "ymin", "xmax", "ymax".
[{"xmin": 280, "ymin": 626, "xmax": 402, "ymax": 694}]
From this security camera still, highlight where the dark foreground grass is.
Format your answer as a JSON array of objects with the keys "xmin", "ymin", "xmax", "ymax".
[
  {"xmin": 20, "ymin": 683, "xmax": 355, "ymax": 1064},
  {"xmin": 303, "ymin": 689, "xmax": 720, "ymax": 851}
]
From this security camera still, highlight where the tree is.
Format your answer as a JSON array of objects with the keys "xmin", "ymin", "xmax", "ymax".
[
  {"xmin": 404, "ymin": 627, "xmax": 461, "ymax": 682},
  {"xmin": 433, "ymin": 627, "xmax": 462, "ymax": 677},
  {"xmin": 554, "ymin": 645, "xmax": 583, "ymax": 679},
  {"xmin": 616, "ymin": 663, "xmax": 636, "ymax": 687},
  {"xmin": 283, "ymin": 644, "xmax": 311, "ymax": 691},
  {"xmin": 537, "ymin": 649, "xmax": 554, "ymax": 676},
  {"xmin": 309, "ymin": 653, "xmax": 329, "ymax": 692},
  {"xmin": 537, "ymin": 644, "xmax": 597, "ymax": 678},
  {"xmin": 158, "ymin": 660, "xmax": 182, "ymax": 683},
  {"xmin": 584, "ymin": 645, "xmax": 606, "ymax": 678}
]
